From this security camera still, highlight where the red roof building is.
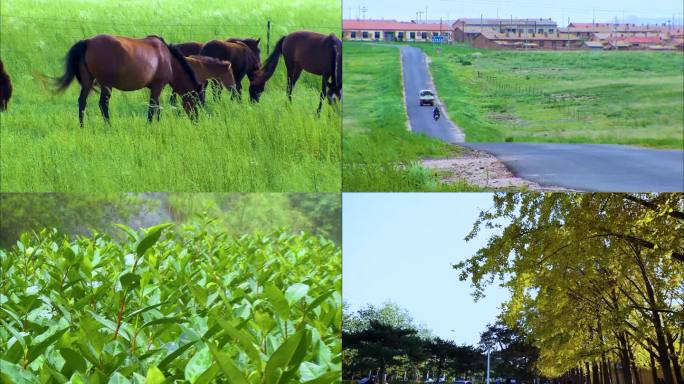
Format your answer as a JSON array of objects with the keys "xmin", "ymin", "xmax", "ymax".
[{"xmin": 343, "ymin": 20, "xmax": 452, "ymax": 42}]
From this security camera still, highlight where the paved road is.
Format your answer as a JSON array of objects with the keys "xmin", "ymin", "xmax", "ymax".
[
  {"xmin": 464, "ymin": 143, "xmax": 684, "ymax": 192},
  {"xmin": 398, "ymin": 45, "xmax": 684, "ymax": 192},
  {"xmin": 400, "ymin": 46, "xmax": 465, "ymax": 143}
]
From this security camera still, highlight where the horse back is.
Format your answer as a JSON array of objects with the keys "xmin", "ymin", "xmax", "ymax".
[
  {"xmin": 200, "ymin": 40, "xmax": 255, "ymax": 78},
  {"xmin": 85, "ymin": 35, "xmax": 172, "ymax": 90},
  {"xmin": 0, "ymin": 59, "xmax": 11, "ymax": 108}
]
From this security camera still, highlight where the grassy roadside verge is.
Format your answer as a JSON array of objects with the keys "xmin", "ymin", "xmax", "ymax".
[
  {"xmin": 342, "ymin": 43, "xmax": 480, "ymax": 191},
  {"xmin": 419, "ymin": 43, "xmax": 684, "ymax": 149}
]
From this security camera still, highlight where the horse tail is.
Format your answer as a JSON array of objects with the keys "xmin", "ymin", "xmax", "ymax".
[
  {"xmin": 55, "ymin": 40, "xmax": 88, "ymax": 93},
  {"xmin": 330, "ymin": 34, "xmax": 342, "ymax": 93},
  {"xmin": 260, "ymin": 36, "xmax": 285, "ymax": 80}
]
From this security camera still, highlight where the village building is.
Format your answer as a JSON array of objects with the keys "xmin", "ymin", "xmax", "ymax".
[
  {"xmin": 342, "ymin": 20, "xmax": 452, "ymax": 42},
  {"xmin": 469, "ymin": 30, "xmax": 582, "ymax": 49},
  {"xmin": 453, "ymin": 18, "xmax": 558, "ymax": 42}
]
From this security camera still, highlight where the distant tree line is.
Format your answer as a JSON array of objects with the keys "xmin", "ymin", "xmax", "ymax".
[
  {"xmin": 343, "ymin": 302, "xmax": 538, "ymax": 384},
  {"xmin": 0, "ymin": 193, "xmax": 341, "ymax": 247}
]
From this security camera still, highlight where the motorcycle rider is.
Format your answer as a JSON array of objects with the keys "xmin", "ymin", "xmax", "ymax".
[{"xmin": 433, "ymin": 105, "xmax": 441, "ymax": 120}]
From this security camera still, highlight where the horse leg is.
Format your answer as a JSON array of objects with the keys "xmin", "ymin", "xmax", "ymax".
[
  {"xmin": 316, "ymin": 75, "xmax": 330, "ymax": 114},
  {"xmin": 147, "ymin": 85, "xmax": 163, "ymax": 123},
  {"xmin": 286, "ymin": 66, "xmax": 303, "ymax": 102},
  {"xmin": 99, "ymin": 86, "xmax": 112, "ymax": 124}
]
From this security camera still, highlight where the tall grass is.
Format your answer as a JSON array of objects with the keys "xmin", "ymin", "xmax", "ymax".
[
  {"xmin": 342, "ymin": 43, "xmax": 479, "ymax": 192},
  {"xmin": 420, "ymin": 43, "xmax": 684, "ymax": 149},
  {"xmin": 0, "ymin": 0, "xmax": 341, "ymax": 191}
]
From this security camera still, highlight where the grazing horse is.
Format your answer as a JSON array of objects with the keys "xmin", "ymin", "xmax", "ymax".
[
  {"xmin": 169, "ymin": 55, "xmax": 237, "ymax": 108},
  {"xmin": 174, "ymin": 41, "xmax": 204, "ymax": 56},
  {"xmin": 226, "ymin": 37, "xmax": 261, "ymax": 58},
  {"xmin": 250, "ymin": 31, "xmax": 342, "ymax": 112},
  {"xmin": 199, "ymin": 40, "xmax": 261, "ymax": 101},
  {"xmin": 55, "ymin": 34, "xmax": 202, "ymax": 126},
  {"xmin": 0, "ymin": 59, "xmax": 12, "ymax": 111}
]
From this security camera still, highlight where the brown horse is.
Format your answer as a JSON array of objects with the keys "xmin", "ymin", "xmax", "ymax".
[
  {"xmin": 174, "ymin": 41, "xmax": 204, "ymax": 56},
  {"xmin": 199, "ymin": 40, "xmax": 261, "ymax": 101},
  {"xmin": 169, "ymin": 55, "xmax": 237, "ymax": 108},
  {"xmin": 250, "ymin": 31, "xmax": 342, "ymax": 112},
  {"xmin": 226, "ymin": 38, "xmax": 261, "ymax": 58},
  {"xmin": 55, "ymin": 34, "xmax": 202, "ymax": 126},
  {"xmin": 0, "ymin": 59, "xmax": 12, "ymax": 111}
]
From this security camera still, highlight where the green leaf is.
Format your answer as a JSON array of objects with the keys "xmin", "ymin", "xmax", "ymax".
[
  {"xmin": 301, "ymin": 371, "xmax": 341, "ymax": 384},
  {"xmin": 108, "ymin": 372, "xmax": 131, "ymax": 384},
  {"xmin": 120, "ymin": 273, "xmax": 141, "ymax": 291},
  {"xmin": 194, "ymin": 364, "xmax": 220, "ymax": 384},
  {"xmin": 125, "ymin": 301, "xmax": 168, "ymax": 319},
  {"xmin": 215, "ymin": 318, "xmax": 262, "ymax": 367},
  {"xmin": 264, "ymin": 329, "xmax": 310, "ymax": 384},
  {"xmin": 59, "ymin": 347, "xmax": 87, "ymax": 376},
  {"xmin": 26, "ymin": 327, "xmax": 69, "ymax": 365},
  {"xmin": 184, "ymin": 345, "xmax": 212, "ymax": 383},
  {"xmin": 284, "ymin": 283, "xmax": 309, "ymax": 304},
  {"xmin": 206, "ymin": 343, "xmax": 249, "ymax": 384},
  {"xmin": 140, "ymin": 316, "xmax": 184, "ymax": 330},
  {"xmin": 0, "ymin": 359, "xmax": 38, "ymax": 384},
  {"xmin": 144, "ymin": 366, "xmax": 166, "ymax": 384},
  {"xmin": 0, "ymin": 319, "xmax": 26, "ymax": 349},
  {"xmin": 114, "ymin": 224, "xmax": 139, "ymax": 242},
  {"xmin": 306, "ymin": 289, "xmax": 336, "ymax": 312},
  {"xmin": 263, "ymin": 284, "xmax": 289, "ymax": 317},
  {"xmin": 136, "ymin": 224, "xmax": 173, "ymax": 257},
  {"xmin": 158, "ymin": 340, "xmax": 197, "ymax": 370}
]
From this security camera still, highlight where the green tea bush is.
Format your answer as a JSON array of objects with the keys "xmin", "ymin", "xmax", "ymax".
[{"xmin": 0, "ymin": 223, "xmax": 341, "ymax": 383}]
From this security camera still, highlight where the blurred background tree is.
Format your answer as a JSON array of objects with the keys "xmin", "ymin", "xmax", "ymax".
[{"xmin": 0, "ymin": 193, "xmax": 341, "ymax": 248}]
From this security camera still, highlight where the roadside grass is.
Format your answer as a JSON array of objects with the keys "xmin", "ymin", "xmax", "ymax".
[
  {"xmin": 419, "ymin": 43, "xmax": 684, "ymax": 149},
  {"xmin": 342, "ymin": 43, "xmax": 481, "ymax": 191},
  {"xmin": 0, "ymin": 0, "xmax": 341, "ymax": 192}
]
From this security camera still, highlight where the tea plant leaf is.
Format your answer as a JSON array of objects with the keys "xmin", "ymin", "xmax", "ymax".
[
  {"xmin": 140, "ymin": 316, "xmax": 185, "ymax": 330},
  {"xmin": 0, "ymin": 319, "xmax": 26, "ymax": 349},
  {"xmin": 59, "ymin": 347, "xmax": 87, "ymax": 376},
  {"xmin": 207, "ymin": 342, "xmax": 249, "ymax": 384},
  {"xmin": 108, "ymin": 371, "xmax": 132, "ymax": 384},
  {"xmin": 120, "ymin": 272, "xmax": 141, "ymax": 291},
  {"xmin": 185, "ymin": 345, "xmax": 212, "ymax": 383},
  {"xmin": 26, "ymin": 327, "xmax": 68, "ymax": 365},
  {"xmin": 136, "ymin": 223, "xmax": 173, "ymax": 257},
  {"xmin": 263, "ymin": 284, "xmax": 289, "ymax": 317},
  {"xmin": 263, "ymin": 329, "xmax": 310, "ymax": 384},
  {"xmin": 301, "ymin": 371, "xmax": 341, "ymax": 384},
  {"xmin": 0, "ymin": 359, "xmax": 37, "ymax": 384},
  {"xmin": 284, "ymin": 283, "xmax": 309, "ymax": 305},
  {"xmin": 144, "ymin": 365, "xmax": 166, "ymax": 384},
  {"xmin": 215, "ymin": 318, "xmax": 261, "ymax": 368}
]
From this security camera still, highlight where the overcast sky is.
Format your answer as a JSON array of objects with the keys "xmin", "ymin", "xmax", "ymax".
[
  {"xmin": 343, "ymin": 193, "xmax": 509, "ymax": 346},
  {"xmin": 342, "ymin": 0, "xmax": 684, "ymax": 25}
]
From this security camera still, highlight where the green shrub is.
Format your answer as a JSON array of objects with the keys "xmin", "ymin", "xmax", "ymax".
[{"xmin": 0, "ymin": 223, "xmax": 341, "ymax": 383}]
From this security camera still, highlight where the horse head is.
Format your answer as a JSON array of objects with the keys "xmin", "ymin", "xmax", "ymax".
[{"xmin": 248, "ymin": 71, "xmax": 266, "ymax": 102}]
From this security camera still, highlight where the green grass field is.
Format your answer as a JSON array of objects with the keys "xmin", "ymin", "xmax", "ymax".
[
  {"xmin": 420, "ymin": 44, "xmax": 684, "ymax": 149},
  {"xmin": 0, "ymin": 0, "xmax": 341, "ymax": 192},
  {"xmin": 342, "ymin": 43, "xmax": 479, "ymax": 192}
]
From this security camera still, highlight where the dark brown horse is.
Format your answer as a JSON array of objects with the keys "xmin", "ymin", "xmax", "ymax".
[
  {"xmin": 174, "ymin": 41, "xmax": 204, "ymax": 56},
  {"xmin": 226, "ymin": 38, "xmax": 261, "ymax": 58},
  {"xmin": 250, "ymin": 31, "xmax": 341, "ymax": 112},
  {"xmin": 199, "ymin": 40, "xmax": 261, "ymax": 101},
  {"xmin": 0, "ymin": 59, "xmax": 12, "ymax": 111},
  {"xmin": 55, "ymin": 34, "xmax": 202, "ymax": 126}
]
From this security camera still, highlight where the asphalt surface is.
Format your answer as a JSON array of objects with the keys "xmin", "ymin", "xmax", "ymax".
[
  {"xmin": 400, "ymin": 46, "xmax": 465, "ymax": 143},
  {"xmin": 398, "ymin": 45, "xmax": 684, "ymax": 192}
]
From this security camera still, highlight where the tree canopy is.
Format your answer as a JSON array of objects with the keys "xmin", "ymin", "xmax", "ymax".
[{"xmin": 455, "ymin": 193, "xmax": 684, "ymax": 384}]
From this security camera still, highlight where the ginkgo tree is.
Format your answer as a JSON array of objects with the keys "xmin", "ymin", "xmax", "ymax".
[
  {"xmin": 455, "ymin": 193, "xmax": 684, "ymax": 384},
  {"xmin": 0, "ymin": 221, "xmax": 341, "ymax": 383}
]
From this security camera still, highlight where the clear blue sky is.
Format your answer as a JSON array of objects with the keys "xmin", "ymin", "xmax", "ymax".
[
  {"xmin": 342, "ymin": 0, "xmax": 684, "ymax": 26},
  {"xmin": 342, "ymin": 193, "xmax": 508, "ymax": 346}
]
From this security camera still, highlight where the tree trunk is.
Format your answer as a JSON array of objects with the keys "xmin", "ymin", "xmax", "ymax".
[
  {"xmin": 665, "ymin": 331, "xmax": 683, "ymax": 384},
  {"xmin": 593, "ymin": 362, "xmax": 601, "ymax": 384},
  {"xmin": 635, "ymin": 250, "xmax": 675, "ymax": 384},
  {"xmin": 602, "ymin": 356, "xmax": 612, "ymax": 384},
  {"xmin": 628, "ymin": 343, "xmax": 641, "ymax": 384},
  {"xmin": 617, "ymin": 333, "xmax": 634, "ymax": 384},
  {"xmin": 649, "ymin": 352, "xmax": 659, "ymax": 384}
]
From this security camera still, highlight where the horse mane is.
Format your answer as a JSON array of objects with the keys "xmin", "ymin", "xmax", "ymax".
[
  {"xmin": 149, "ymin": 36, "xmax": 201, "ymax": 88},
  {"xmin": 329, "ymin": 34, "xmax": 342, "ymax": 91}
]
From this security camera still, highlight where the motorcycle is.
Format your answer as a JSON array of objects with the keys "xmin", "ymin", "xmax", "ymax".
[{"xmin": 433, "ymin": 110, "xmax": 441, "ymax": 121}]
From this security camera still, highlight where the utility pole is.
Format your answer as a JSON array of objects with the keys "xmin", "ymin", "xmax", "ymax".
[
  {"xmin": 486, "ymin": 348, "xmax": 492, "ymax": 384},
  {"xmin": 425, "ymin": 6, "xmax": 428, "ymax": 23},
  {"xmin": 362, "ymin": 6, "xmax": 367, "ymax": 20}
]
